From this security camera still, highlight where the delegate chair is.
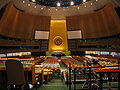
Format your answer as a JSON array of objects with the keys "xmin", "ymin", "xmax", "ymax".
[{"xmin": 5, "ymin": 59, "xmax": 26, "ymax": 90}]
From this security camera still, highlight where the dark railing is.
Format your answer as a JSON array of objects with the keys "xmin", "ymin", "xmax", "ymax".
[{"xmin": 66, "ymin": 64, "xmax": 120, "ymax": 90}]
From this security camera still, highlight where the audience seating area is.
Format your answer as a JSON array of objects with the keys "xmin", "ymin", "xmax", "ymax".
[
  {"xmin": 41, "ymin": 58, "xmax": 60, "ymax": 69},
  {"xmin": 61, "ymin": 57, "xmax": 83, "ymax": 68},
  {"xmin": 0, "ymin": 55, "xmax": 120, "ymax": 90},
  {"xmin": 0, "ymin": 57, "xmax": 45, "ymax": 89}
]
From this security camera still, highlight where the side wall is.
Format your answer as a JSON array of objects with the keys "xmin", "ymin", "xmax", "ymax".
[
  {"xmin": 0, "ymin": 3, "xmax": 51, "ymax": 39},
  {"xmin": 66, "ymin": 3, "xmax": 120, "ymax": 39}
]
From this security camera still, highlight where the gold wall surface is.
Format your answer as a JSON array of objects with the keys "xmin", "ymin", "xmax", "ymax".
[{"xmin": 49, "ymin": 20, "xmax": 68, "ymax": 51}]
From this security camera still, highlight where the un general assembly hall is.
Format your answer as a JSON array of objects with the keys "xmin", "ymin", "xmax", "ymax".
[{"xmin": 0, "ymin": 0, "xmax": 120, "ymax": 90}]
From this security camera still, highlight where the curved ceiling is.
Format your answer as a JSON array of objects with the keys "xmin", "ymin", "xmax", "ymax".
[
  {"xmin": 29, "ymin": 0, "xmax": 90, "ymax": 7},
  {"xmin": 0, "ymin": 0, "xmax": 119, "ymax": 20}
]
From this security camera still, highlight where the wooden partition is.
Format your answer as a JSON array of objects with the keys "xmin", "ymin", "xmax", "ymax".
[
  {"xmin": 0, "ymin": 3, "xmax": 51, "ymax": 39},
  {"xmin": 77, "ymin": 48, "xmax": 120, "ymax": 52},
  {"xmin": 77, "ymin": 38, "xmax": 120, "ymax": 52},
  {"xmin": 78, "ymin": 39, "xmax": 120, "ymax": 46},
  {"xmin": 66, "ymin": 3, "xmax": 120, "ymax": 39},
  {"xmin": 0, "ymin": 40, "xmax": 41, "ymax": 53},
  {"xmin": 0, "ymin": 40, "xmax": 40, "ymax": 46}
]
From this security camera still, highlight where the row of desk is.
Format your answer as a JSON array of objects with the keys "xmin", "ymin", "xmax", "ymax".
[
  {"xmin": 0, "ymin": 62, "xmax": 55, "ymax": 89},
  {"xmin": 0, "ymin": 62, "xmax": 36, "ymax": 89},
  {"xmin": 65, "ymin": 65, "xmax": 120, "ymax": 90},
  {"xmin": 95, "ymin": 69, "xmax": 120, "ymax": 90}
]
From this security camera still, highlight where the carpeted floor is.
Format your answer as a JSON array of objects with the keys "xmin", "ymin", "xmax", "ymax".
[
  {"xmin": 33, "ymin": 58, "xmax": 68, "ymax": 90},
  {"xmin": 33, "ymin": 77, "xmax": 69, "ymax": 90}
]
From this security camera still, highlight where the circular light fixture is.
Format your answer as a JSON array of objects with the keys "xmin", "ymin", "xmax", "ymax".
[
  {"xmin": 57, "ymin": 2, "xmax": 61, "ymax": 7},
  {"xmin": 55, "ymin": 9, "xmax": 58, "ymax": 11},
  {"xmin": 28, "ymin": 4, "xmax": 30, "ymax": 6},
  {"xmin": 22, "ymin": 1, "xmax": 25, "ymax": 3},
  {"xmin": 70, "ymin": 1, "xmax": 74, "ymax": 6},
  {"xmin": 83, "ymin": 0, "xmax": 87, "ymax": 3},
  {"xmin": 32, "ymin": 0, "xmax": 36, "ymax": 2},
  {"xmin": 41, "ymin": 8, "xmax": 43, "ymax": 10}
]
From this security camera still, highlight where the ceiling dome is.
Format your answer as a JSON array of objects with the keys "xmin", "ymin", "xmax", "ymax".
[
  {"xmin": 29, "ymin": 0, "xmax": 90, "ymax": 7},
  {"xmin": 0, "ymin": 0, "xmax": 117, "ymax": 20}
]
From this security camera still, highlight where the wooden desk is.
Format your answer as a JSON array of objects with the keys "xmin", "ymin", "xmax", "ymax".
[
  {"xmin": 0, "ymin": 63, "xmax": 36, "ymax": 85},
  {"xmin": 95, "ymin": 69, "xmax": 120, "ymax": 90}
]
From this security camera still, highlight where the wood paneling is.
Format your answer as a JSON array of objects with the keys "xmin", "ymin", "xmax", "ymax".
[
  {"xmin": 0, "ymin": 3, "xmax": 51, "ymax": 39},
  {"xmin": 66, "ymin": 3, "xmax": 120, "ymax": 39},
  {"xmin": 78, "ymin": 39, "xmax": 120, "ymax": 46},
  {"xmin": 0, "ymin": 49, "xmax": 40, "ymax": 53},
  {"xmin": 40, "ymin": 40, "xmax": 48, "ymax": 52},
  {"xmin": 0, "ymin": 40, "xmax": 40, "ymax": 46},
  {"xmin": 68, "ymin": 40, "xmax": 77, "ymax": 51},
  {"xmin": 77, "ymin": 48, "xmax": 120, "ymax": 52},
  {"xmin": 0, "ymin": 40, "xmax": 41, "ymax": 53},
  {"xmin": 0, "ymin": 40, "xmax": 42, "ymax": 53},
  {"xmin": 77, "ymin": 38, "xmax": 120, "ymax": 52}
]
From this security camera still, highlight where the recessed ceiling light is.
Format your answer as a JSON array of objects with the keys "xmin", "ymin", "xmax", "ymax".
[
  {"xmin": 32, "ymin": 0, "xmax": 36, "ymax": 2},
  {"xmin": 57, "ymin": 2, "xmax": 61, "ymax": 7},
  {"xmin": 70, "ymin": 1, "xmax": 74, "ymax": 6},
  {"xmin": 41, "ymin": 8, "xmax": 43, "ymax": 10},
  {"xmin": 22, "ymin": 1, "xmax": 25, "ymax": 3},
  {"xmin": 83, "ymin": 0, "xmax": 87, "ymax": 3},
  {"xmin": 28, "ymin": 4, "xmax": 30, "ymax": 6},
  {"xmin": 56, "ymin": 9, "xmax": 58, "ymax": 11}
]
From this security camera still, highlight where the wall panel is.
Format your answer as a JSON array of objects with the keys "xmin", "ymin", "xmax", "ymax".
[
  {"xmin": 78, "ymin": 39, "xmax": 120, "ymax": 46},
  {"xmin": 66, "ymin": 3, "xmax": 120, "ymax": 39},
  {"xmin": 0, "ymin": 3, "xmax": 51, "ymax": 39},
  {"xmin": 0, "ymin": 40, "xmax": 40, "ymax": 46}
]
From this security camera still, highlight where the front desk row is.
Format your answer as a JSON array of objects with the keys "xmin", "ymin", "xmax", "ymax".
[
  {"xmin": 0, "ymin": 59, "xmax": 53, "ymax": 90},
  {"xmin": 63, "ymin": 66, "xmax": 120, "ymax": 90}
]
